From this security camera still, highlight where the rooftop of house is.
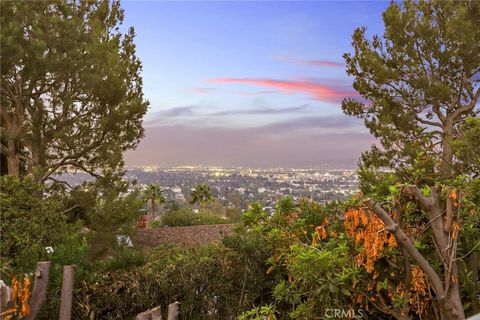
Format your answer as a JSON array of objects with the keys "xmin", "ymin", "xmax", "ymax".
[{"xmin": 133, "ymin": 224, "xmax": 234, "ymax": 247}]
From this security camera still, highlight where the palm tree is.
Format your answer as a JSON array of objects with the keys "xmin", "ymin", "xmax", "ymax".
[
  {"xmin": 143, "ymin": 184, "xmax": 165, "ymax": 215},
  {"xmin": 190, "ymin": 184, "xmax": 212, "ymax": 206}
]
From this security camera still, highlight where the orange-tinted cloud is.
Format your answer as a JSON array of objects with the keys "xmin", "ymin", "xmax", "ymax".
[{"xmin": 208, "ymin": 78, "xmax": 356, "ymax": 103}]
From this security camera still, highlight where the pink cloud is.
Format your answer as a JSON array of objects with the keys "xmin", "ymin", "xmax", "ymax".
[
  {"xmin": 208, "ymin": 78, "xmax": 356, "ymax": 103},
  {"xmin": 189, "ymin": 87, "xmax": 277, "ymax": 97},
  {"xmin": 301, "ymin": 60, "xmax": 344, "ymax": 68},
  {"xmin": 227, "ymin": 89, "xmax": 277, "ymax": 96},
  {"xmin": 276, "ymin": 56, "xmax": 344, "ymax": 68},
  {"xmin": 191, "ymin": 87, "xmax": 216, "ymax": 94}
]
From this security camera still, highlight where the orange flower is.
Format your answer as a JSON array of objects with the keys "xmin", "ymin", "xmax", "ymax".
[
  {"xmin": 343, "ymin": 207, "xmax": 395, "ymax": 274},
  {"xmin": 411, "ymin": 266, "xmax": 427, "ymax": 295},
  {"xmin": 1, "ymin": 274, "xmax": 31, "ymax": 318},
  {"xmin": 388, "ymin": 234, "xmax": 397, "ymax": 248},
  {"xmin": 452, "ymin": 223, "xmax": 460, "ymax": 240},
  {"xmin": 21, "ymin": 275, "xmax": 31, "ymax": 316},
  {"xmin": 450, "ymin": 189, "xmax": 457, "ymax": 201}
]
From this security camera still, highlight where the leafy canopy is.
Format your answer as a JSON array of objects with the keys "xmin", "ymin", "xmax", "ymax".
[
  {"xmin": 0, "ymin": 0, "xmax": 148, "ymax": 180},
  {"xmin": 342, "ymin": 0, "xmax": 480, "ymax": 183}
]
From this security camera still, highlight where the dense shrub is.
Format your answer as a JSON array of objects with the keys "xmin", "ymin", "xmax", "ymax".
[
  {"xmin": 74, "ymin": 243, "xmax": 271, "ymax": 319},
  {"xmin": 38, "ymin": 233, "xmax": 92, "ymax": 319},
  {"xmin": 0, "ymin": 176, "xmax": 70, "ymax": 273},
  {"xmin": 97, "ymin": 247, "xmax": 147, "ymax": 272}
]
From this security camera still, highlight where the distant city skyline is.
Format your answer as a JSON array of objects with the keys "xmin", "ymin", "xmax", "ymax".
[{"xmin": 122, "ymin": 1, "xmax": 389, "ymax": 167}]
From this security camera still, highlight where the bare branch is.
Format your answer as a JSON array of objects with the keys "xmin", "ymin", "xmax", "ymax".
[
  {"xmin": 415, "ymin": 115, "xmax": 443, "ymax": 128},
  {"xmin": 46, "ymin": 176, "xmax": 74, "ymax": 189},
  {"xmin": 58, "ymin": 204, "xmax": 82, "ymax": 216}
]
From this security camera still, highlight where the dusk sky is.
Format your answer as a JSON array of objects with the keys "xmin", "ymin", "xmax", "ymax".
[{"xmin": 122, "ymin": 1, "xmax": 389, "ymax": 168}]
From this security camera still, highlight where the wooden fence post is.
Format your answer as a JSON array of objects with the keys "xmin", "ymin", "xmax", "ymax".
[
  {"xmin": 26, "ymin": 261, "xmax": 51, "ymax": 320},
  {"xmin": 135, "ymin": 306, "xmax": 162, "ymax": 320},
  {"xmin": 59, "ymin": 265, "xmax": 75, "ymax": 320},
  {"xmin": 0, "ymin": 280, "xmax": 13, "ymax": 312},
  {"xmin": 167, "ymin": 301, "xmax": 180, "ymax": 320}
]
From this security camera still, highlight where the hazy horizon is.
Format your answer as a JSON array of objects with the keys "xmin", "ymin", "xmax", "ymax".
[{"xmin": 121, "ymin": 1, "xmax": 388, "ymax": 167}]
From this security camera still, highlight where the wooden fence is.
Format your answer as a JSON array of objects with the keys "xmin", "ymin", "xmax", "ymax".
[{"xmin": 0, "ymin": 261, "xmax": 179, "ymax": 320}]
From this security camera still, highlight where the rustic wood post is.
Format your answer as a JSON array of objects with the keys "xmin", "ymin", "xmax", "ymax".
[
  {"xmin": 0, "ymin": 280, "xmax": 13, "ymax": 312},
  {"xmin": 59, "ymin": 265, "xmax": 75, "ymax": 320},
  {"xmin": 167, "ymin": 301, "xmax": 180, "ymax": 320},
  {"xmin": 26, "ymin": 261, "xmax": 51, "ymax": 320},
  {"xmin": 151, "ymin": 307, "xmax": 162, "ymax": 320},
  {"xmin": 135, "ymin": 306, "xmax": 162, "ymax": 320}
]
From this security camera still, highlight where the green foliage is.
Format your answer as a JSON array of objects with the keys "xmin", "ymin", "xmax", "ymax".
[
  {"xmin": 66, "ymin": 173, "xmax": 143, "ymax": 259},
  {"xmin": 238, "ymin": 304, "xmax": 277, "ymax": 320},
  {"xmin": 274, "ymin": 242, "xmax": 357, "ymax": 319},
  {"xmin": 230, "ymin": 198, "xmax": 362, "ymax": 319},
  {"xmin": 38, "ymin": 233, "xmax": 92, "ymax": 319},
  {"xmin": 0, "ymin": 176, "xmax": 70, "ymax": 273},
  {"xmin": 357, "ymin": 165, "xmax": 399, "ymax": 199},
  {"xmin": 74, "ymin": 244, "xmax": 268, "ymax": 319},
  {"xmin": 143, "ymin": 184, "xmax": 165, "ymax": 214},
  {"xmin": 275, "ymin": 197, "xmax": 295, "ymax": 215},
  {"xmin": 241, "ymin": 202, "xmax": 267, "ymax": 226},
  {"xmin": 454, "ymin": 117, "xmax": 480, "ymax": 175},
  {"xmin": 190, "ymin": 183, "xmax": 213, "ymax": 205},
  {"xmin": 97, "ymin": 247, "xmax": 147, "ymax": 272}
]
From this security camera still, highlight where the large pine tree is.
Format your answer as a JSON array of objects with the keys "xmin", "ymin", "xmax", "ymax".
[{"xmin": 1, "ymin": 1, "xmax": 149, "ymax": 181}]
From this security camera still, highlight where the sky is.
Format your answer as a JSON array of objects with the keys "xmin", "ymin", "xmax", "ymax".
[{"xmin": 122, "ymin": 0, "xmax": 390, "ymax": 168}]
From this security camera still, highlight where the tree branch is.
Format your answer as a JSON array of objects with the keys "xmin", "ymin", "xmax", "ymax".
[
  {"xmin": 415, "ymin": 115, "xmax": 443, "ymax": 128},
  {"xmin": 406, "ymin": 185, "xmax": 434, "ymax": 210},
  {"xmin": 46, "ymin": 176, "xmax": 74, "ymax": 189}
]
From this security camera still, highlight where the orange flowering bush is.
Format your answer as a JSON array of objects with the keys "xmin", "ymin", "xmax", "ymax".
[
  {"xmin": 343, "ymin": 207, "xmax": 397, "ymax": 273},
  {"xmin": 343, "ymin": 206, "xmax": 434, "ymax": 317},
  {"xmin": 0, "ymin": 275, "xmax": 31, "ymax": 320}
]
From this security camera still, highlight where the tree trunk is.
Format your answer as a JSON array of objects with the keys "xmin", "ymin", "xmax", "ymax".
[
  {"xmin": 6, "ymin": 139, "xmax": 19, "ymax": 177},
  {"xmin": 440, "ymin": 120, "xmax": 454, "ymax": 178},
  {"xmin": 26, "ymin": 261, "xmax": 51, "ymax": 320},
  {"xmin": 365, "ymin": 198, "xmax": 465, "ymax": 320},
  {"xmin": 425, "ymin": 196, "xmax": 464, "ymax": 320},
  {"xmin": 30, "ymin": 109, "xmax": 46, "ymax": 183}
]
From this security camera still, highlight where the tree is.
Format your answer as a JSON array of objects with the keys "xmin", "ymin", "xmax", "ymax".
[
  {"xmin": 190, "ymin": 184, "xmax": 213, "ymax": 206},
  {"xmin": 143, "ymin": 183, "xmax": 165, "ymax": 215},
  {"xmin": 343, "ymin": 0, "xmax": 479, "ymax": 182},
  {"xmin": 342, "ymin": 1, "xmax": 479, "ymax": 319},
  {"xmin": 66, "ymin": 173, "xmax": 143, "ymax": 259},
  {"xmin": 0, "ymin": 0, "xmax": 148, "ymax": 181}
]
